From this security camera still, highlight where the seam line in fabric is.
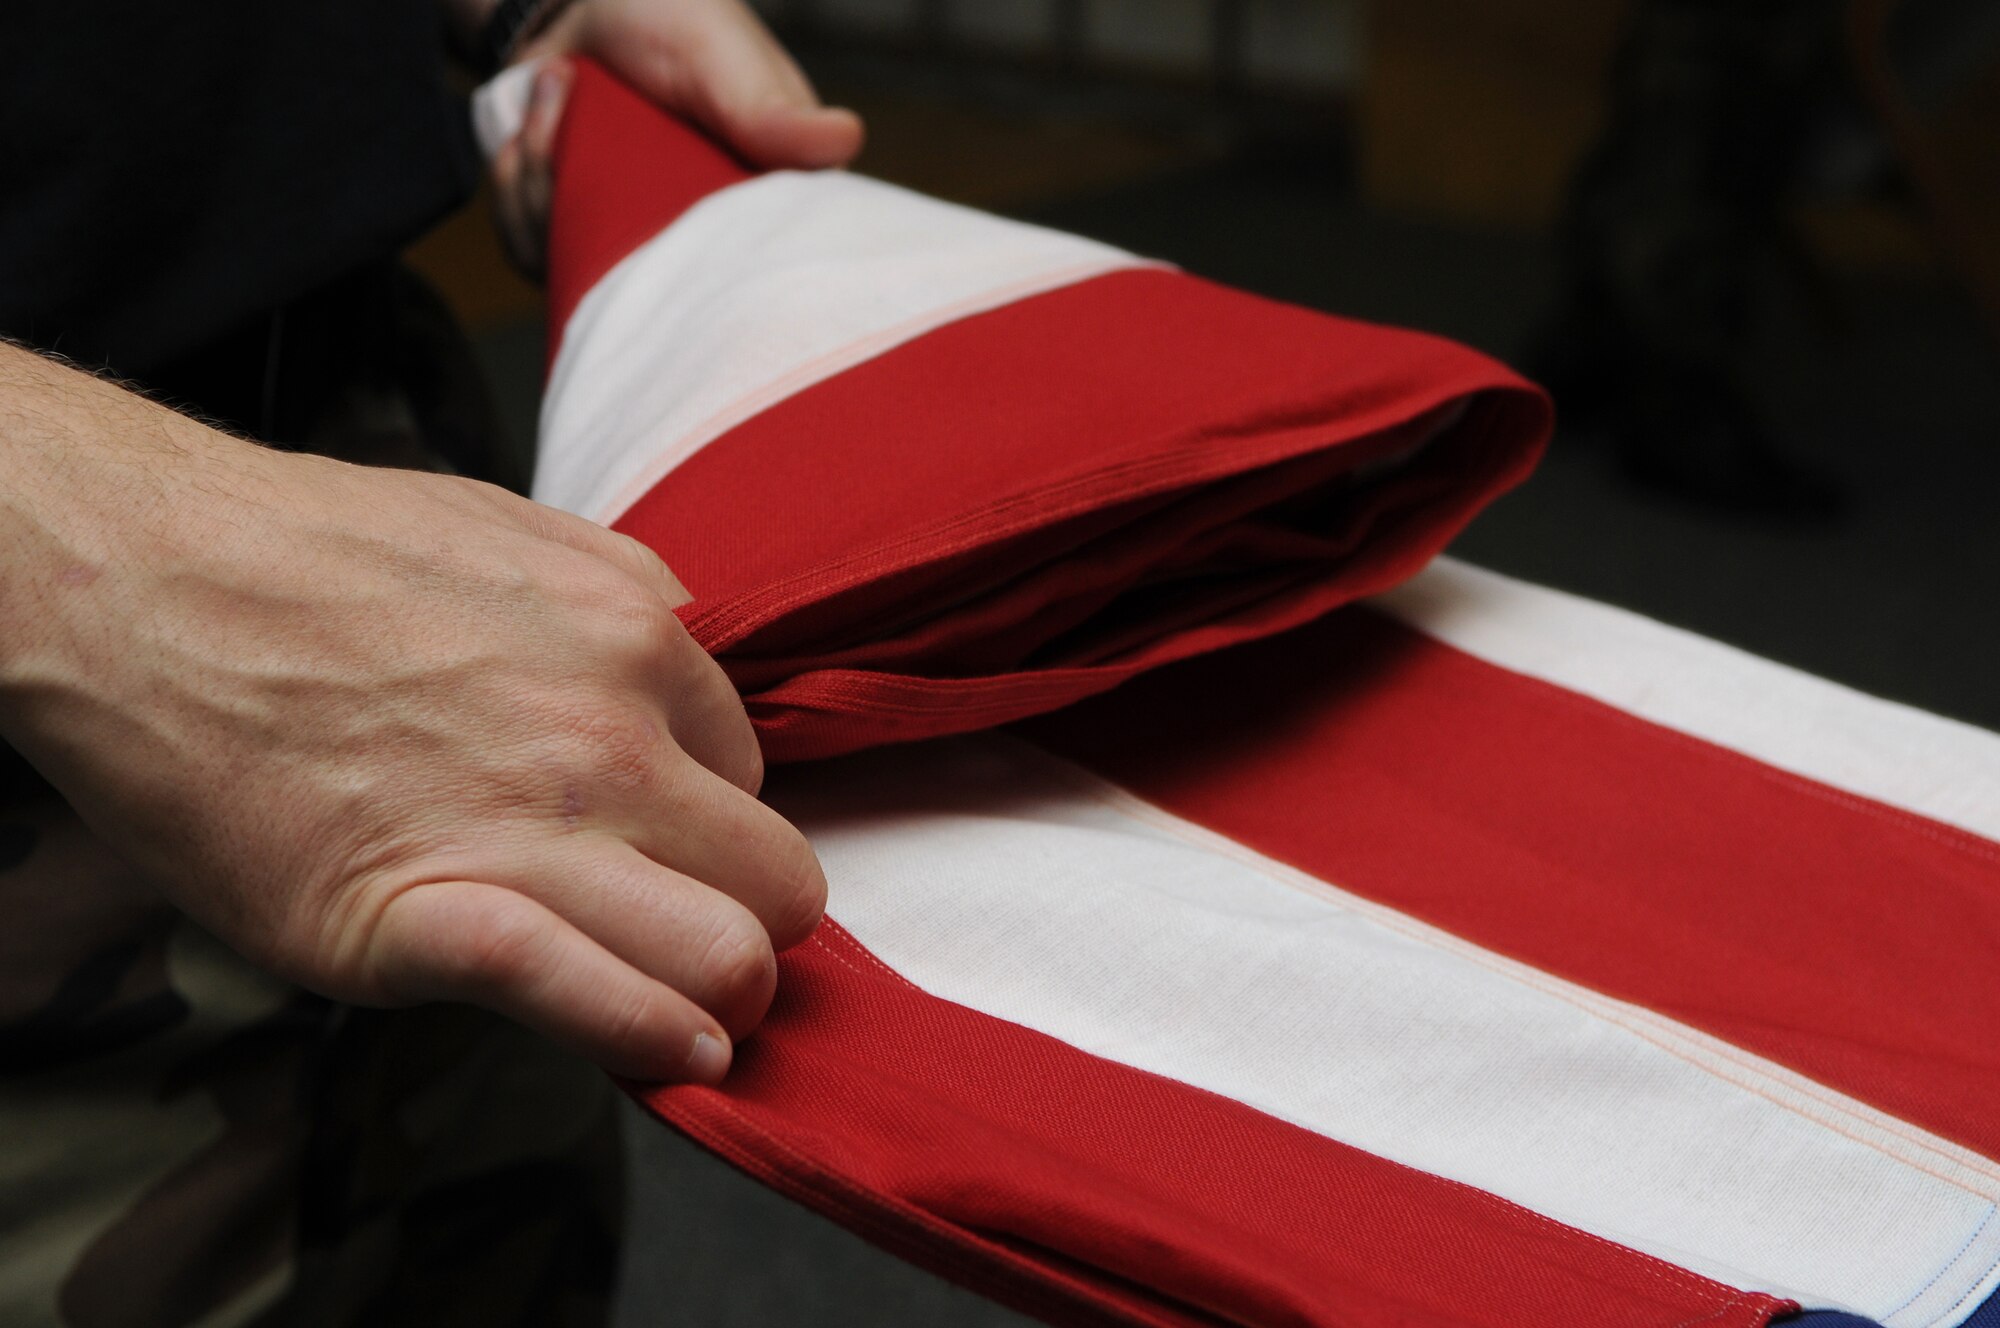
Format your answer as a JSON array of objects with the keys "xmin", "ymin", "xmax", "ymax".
[
  {"xmin": 1892, "ymin": 1204, "xmax": 1996, "ymax": 1319},
  {"xmin": 800, "ymin": 919, "xmax": 1769, "ymax": 1317},
  {"xmin": 682, "ymin": 389, "xmax": 1484, "ymax": 649},
  {"xmin": 1485, "ymin": 650, "xmax": 2000, "ymax": 871},
  {"xmin": 1344, "ymin": 615, "xmax": 2000, "ymax": 1177},
  {"xmin": 992, "ymin": 731, "xmax": 2000, "ymax": 1197},
  {"xmin": 1924, "ymin": 1262, "xmax": 2000, "ymax": 1328},
  {"xmin": 1898, "ymin": 1205, "xmax": 2000, "ymax": 1328},
  {"xmin": 1380, "ymin": 563, "xmax": 2000, "ymax": 865},
  {"xmin": 1668, "ymin": 1293, "xmax": 1784, "ymax": 1328},
  {"xmin": 578, "ymin": 257, "xmax": 1165, "ymax": 527}
]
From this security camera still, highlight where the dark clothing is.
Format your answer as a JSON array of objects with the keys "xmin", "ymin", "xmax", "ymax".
[
  {"xmin": 0, "ymin": 794, "xmax": 622, "ymax": 1328},
  {"xmin": 1, "ymin": 18, "xmax": 612, "ymax": 1327},
  {"xmin": 0, "ymin": 273, "xmax": 615, "ymax": 1328},
  {"xmin": 0, "ymin": 0, "xmax": 479, "ymax": 377}
]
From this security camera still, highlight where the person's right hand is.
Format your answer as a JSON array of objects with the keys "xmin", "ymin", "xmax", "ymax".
[{"xmin": 0, "ymin": 344, "xmax": 822, "ymax": 1082}]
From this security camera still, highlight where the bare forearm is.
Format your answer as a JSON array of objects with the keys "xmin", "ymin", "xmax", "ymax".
[{"xmin": 0, "ymin": 343, "xmax": 246, "ymax": 698}]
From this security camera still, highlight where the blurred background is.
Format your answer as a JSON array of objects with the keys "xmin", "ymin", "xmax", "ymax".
[
  {"xmin": 404, "ymin": 4, "xmax": 2000, "ymax": 1319},
  {"xmin": 415, "ymin": 0, "xmax": 2000, "ymax": 733}
]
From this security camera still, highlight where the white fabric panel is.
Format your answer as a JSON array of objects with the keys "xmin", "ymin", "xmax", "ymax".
[
  {"xmin": 773, "ymin": 735, "xmax": 2000, "ymax": 1327},
  {"xmin": 535, "ymin": 170, "xmax": 1150, "ymax": 524},
  {"xmin": 1375, "ymin": 558, "xmax": 2000, "ymax": 845},
  {"xmin": 471, "ymin": 62, "xmax": 539, "ymax": 161}
]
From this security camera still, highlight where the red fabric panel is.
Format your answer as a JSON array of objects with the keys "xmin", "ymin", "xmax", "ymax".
[
  {"xmin": 610, "ymin": 265, "xmax": 1548, "ymax": 761},
  {"xmin": 547, "ymin": 61, "xmax": 750, "ymax": 342},
  {"xmin": 1022, "ymin": 608, "xmax": 2000, "ymax": 1165},
  {"xmin": 544, "ymin": 64, "xmax": 1549, "ymax": 764},
  {"xmin": 639, "ymin": 922, "xmax": 1791, "ymax": 1328}
]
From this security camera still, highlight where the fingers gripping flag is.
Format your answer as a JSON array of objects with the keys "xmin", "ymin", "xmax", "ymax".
[{"xmin": 490, "ymin": 61, "xmax": 2000, "ymax": 1328}]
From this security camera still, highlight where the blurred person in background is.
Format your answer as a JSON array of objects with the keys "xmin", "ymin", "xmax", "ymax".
[
  {"xmin": 1536, "ymin": 0, "xmax": 2000, "ymax": 519},
  {"xmin": 0, "ymin": 2, "xmax": 858, "ymax": 1324}
]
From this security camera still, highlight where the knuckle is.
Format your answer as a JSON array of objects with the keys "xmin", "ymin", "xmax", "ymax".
[
  {"xmin": 567, "ymin": 709, "xmax": 666, "ymax": 799},
  {"xmin": 673, "ymin": 692, "xmax": 762, "ymax": 797},
  {"xmin": 590, "ymin": 578, "xmax": 679, "ymax": 663},
  {"xmin": 726, "ymin": 727, "xmax": 765, "ymax": 797},
  {"xmin": 765, "ymin": 827, "xmax": 827, "ymax": 950},
  {"xmin": 447, "ymin": 894, "xmax": 552, "ymax": 994},
  {"xmin": 599, "ymin": 988, "xmax": 663, "ymax": 1057},
  {"xmin": 696, "ymin": 915, "xmax": 777, "ymax": 1027},
  {"xmin": 612, "ymin": 530, "xmax": 669, "ymax": 582},
  {"xmin": 642, "ymin": 603, "xmax": 693, "ymax": 666}
]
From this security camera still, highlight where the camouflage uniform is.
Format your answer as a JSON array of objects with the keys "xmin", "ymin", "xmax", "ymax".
[{"xmin": 0, "ymin": 267, "xmax": 620, "ymax": 1328}]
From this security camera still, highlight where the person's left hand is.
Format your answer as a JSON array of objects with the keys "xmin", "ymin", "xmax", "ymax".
[{"xmin": 491, "ymin": 0, "xmax": 865, "ymax": 276}]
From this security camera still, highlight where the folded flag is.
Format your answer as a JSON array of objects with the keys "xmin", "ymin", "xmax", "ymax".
[
  {"xmin": 524, "ymin": 62, "xmax": 1547, "ymax": 762},
  {"xmin": 490, "ymin": 60, "xmax": 2000, "ymax": 1328}
]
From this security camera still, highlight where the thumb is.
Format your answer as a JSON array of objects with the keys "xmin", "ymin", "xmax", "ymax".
[
  {"xmin": 722, "ymin": 100, "xmax": 865, "ymax": 172},
  {"xmin": 630, "ymin": 3, "xmax": 864, "ymax": 169}
]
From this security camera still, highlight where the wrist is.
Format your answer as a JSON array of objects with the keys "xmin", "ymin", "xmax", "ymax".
[{"xmin": 0, "ymin": 345, "xmax": 263, "ymax": 693}]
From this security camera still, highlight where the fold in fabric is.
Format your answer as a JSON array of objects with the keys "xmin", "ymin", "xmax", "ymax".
[
  {"xmin": 541, "ymin": 62, "xmax": 1550, "ymax": 762},
  {"xmin": 525, "ymin": 63, "xmax": 2000, "ymax": 1328}
]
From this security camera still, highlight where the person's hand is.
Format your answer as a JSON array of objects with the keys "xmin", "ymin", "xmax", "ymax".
[
  {"xmin": 0, "ymin": 344, "xmax": 824, "ymax": 1082},
  {"xmin": 491, "ymin": 0, "xmax": 864, "ymax": 275}
]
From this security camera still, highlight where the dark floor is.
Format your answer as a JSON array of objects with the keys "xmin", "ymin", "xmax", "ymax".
[{"xmin": 471, "ymin": 136, "xmax": 2000, "ymax": 1327}]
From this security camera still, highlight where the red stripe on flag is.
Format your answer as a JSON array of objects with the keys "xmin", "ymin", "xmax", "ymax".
[
  {"xmin": 610, "ymin": 266, "xmax": 1546, "ymax": 761},
  {"xmin": 541, "ymin": 60, "xmax": 1549, "ymax": 764},
  {"xmin": 1022, "ymin": 607, "xmax": 2000, "ymax": 1165},
  {"xmin": 547, "ymin": 60, "xmax": 751, "ymax": 341},
  {"xmin": 638, "ymin": 921, "xmax": 1789, "ymax": 1328}
]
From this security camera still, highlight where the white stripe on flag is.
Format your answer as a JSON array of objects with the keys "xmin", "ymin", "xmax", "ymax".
[
  {"xmin": 535, "ymin": 170, "xmax": 1152, "ymax": 524},
  {"xmin": 1375, "ymin": 559, "xmax": 2000, "ymax": 845},
  {"xmin": 769, "ymin": 734, "xmax": 2000, "ymax": 1328}
]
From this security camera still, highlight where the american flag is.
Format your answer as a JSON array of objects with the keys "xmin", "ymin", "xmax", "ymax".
[{"xmin": 481, "ymin": 60, "xmax": 2000, "ymax": 1328}]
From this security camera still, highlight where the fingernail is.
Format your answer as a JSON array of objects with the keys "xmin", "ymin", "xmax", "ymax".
[{"xmin": 686, "ymin": 1031, "xmax": 731, "ymax": 1082}]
